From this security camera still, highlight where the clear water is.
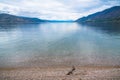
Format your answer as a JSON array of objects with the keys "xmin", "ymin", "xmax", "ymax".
[{"xmin": 0, "ymin": 22, "xmax": 120, "ymax": 67}]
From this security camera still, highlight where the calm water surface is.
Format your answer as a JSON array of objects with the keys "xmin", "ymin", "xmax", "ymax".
[{"xmin": 0, "ymin": 22, "xmax": 120, "ymax": 67}]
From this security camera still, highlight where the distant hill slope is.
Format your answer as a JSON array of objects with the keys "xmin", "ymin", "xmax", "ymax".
[
  {"xmin": 0, "ymin": 13, "xmax": 46, "ymax": 23},
  {"xmin": 76, "ymin": 6, "xmax": 120, "ymax": 23}
]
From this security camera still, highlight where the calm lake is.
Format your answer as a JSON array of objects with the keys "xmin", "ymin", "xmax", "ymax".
[{"xmin": 0, "ymin": 22, "xmax": 120, "ymax": 68}]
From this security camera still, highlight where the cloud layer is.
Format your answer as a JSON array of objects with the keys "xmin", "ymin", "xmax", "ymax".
[{"xmin": 0, "ymin": 0, "xmax": 120, "ymax": 20}]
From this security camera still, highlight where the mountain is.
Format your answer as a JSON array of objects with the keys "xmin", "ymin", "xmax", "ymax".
[
  {"xmin": 76, "ymin": 6, "xmax": 120, "ymax": 23},
  {"xmin": 0, "ymin": 13, "xmax": 46, "ymax": 24}
]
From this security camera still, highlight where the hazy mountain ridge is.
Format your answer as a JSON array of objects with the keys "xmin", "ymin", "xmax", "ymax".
[
  {"xmin": 76, "ymin": 6, "xmax": 120, "ymax": 23},
  {"xmin": 1, "ymin": 6, "xmax": 120, "ymax": 24},
  {"xmin": 0, "ymin": 13, "xmax": 46, "ymax": 23}
]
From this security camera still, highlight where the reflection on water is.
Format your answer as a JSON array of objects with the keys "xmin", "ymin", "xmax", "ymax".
[
  {"xmin": 0, "ymin": 22, "xmax": 120, "ymax": 68},
  {"xmin": 80, "ymin": 23, "xmax": 120, "ymax": 35}
]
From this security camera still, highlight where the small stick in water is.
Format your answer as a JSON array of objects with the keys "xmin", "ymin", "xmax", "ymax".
[{"xmin": 66, "ymin": 66, "xmax": 75, "ymax": 75}]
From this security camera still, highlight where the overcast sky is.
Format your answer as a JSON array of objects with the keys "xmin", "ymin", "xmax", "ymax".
[{"xmin": 0, "ymin": 0, "xmax": 120, "ymax": 20}]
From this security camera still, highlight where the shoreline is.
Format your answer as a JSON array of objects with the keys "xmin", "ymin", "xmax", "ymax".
[
  {"xmin": 0, "ymin": 65, "xmax": 120, "ymax": 70},
  {"xmin": 0, "ymin": 65, "xmax": 120, "ymax": 80}
]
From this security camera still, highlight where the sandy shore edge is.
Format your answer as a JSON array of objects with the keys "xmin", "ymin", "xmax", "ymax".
[{"xmin": 0, "ymin": 66, "xmax": 120, "ymax": 80}]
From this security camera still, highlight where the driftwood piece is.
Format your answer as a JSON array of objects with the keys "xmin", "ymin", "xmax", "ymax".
[{"xmin": 66, "ymin": 66, "xmax": 75, "ymax": 75}]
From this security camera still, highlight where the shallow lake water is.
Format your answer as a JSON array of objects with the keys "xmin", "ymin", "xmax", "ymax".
[{"xmin": 0, "ymin": 22, "xmax": 120, "ymax": 67}]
